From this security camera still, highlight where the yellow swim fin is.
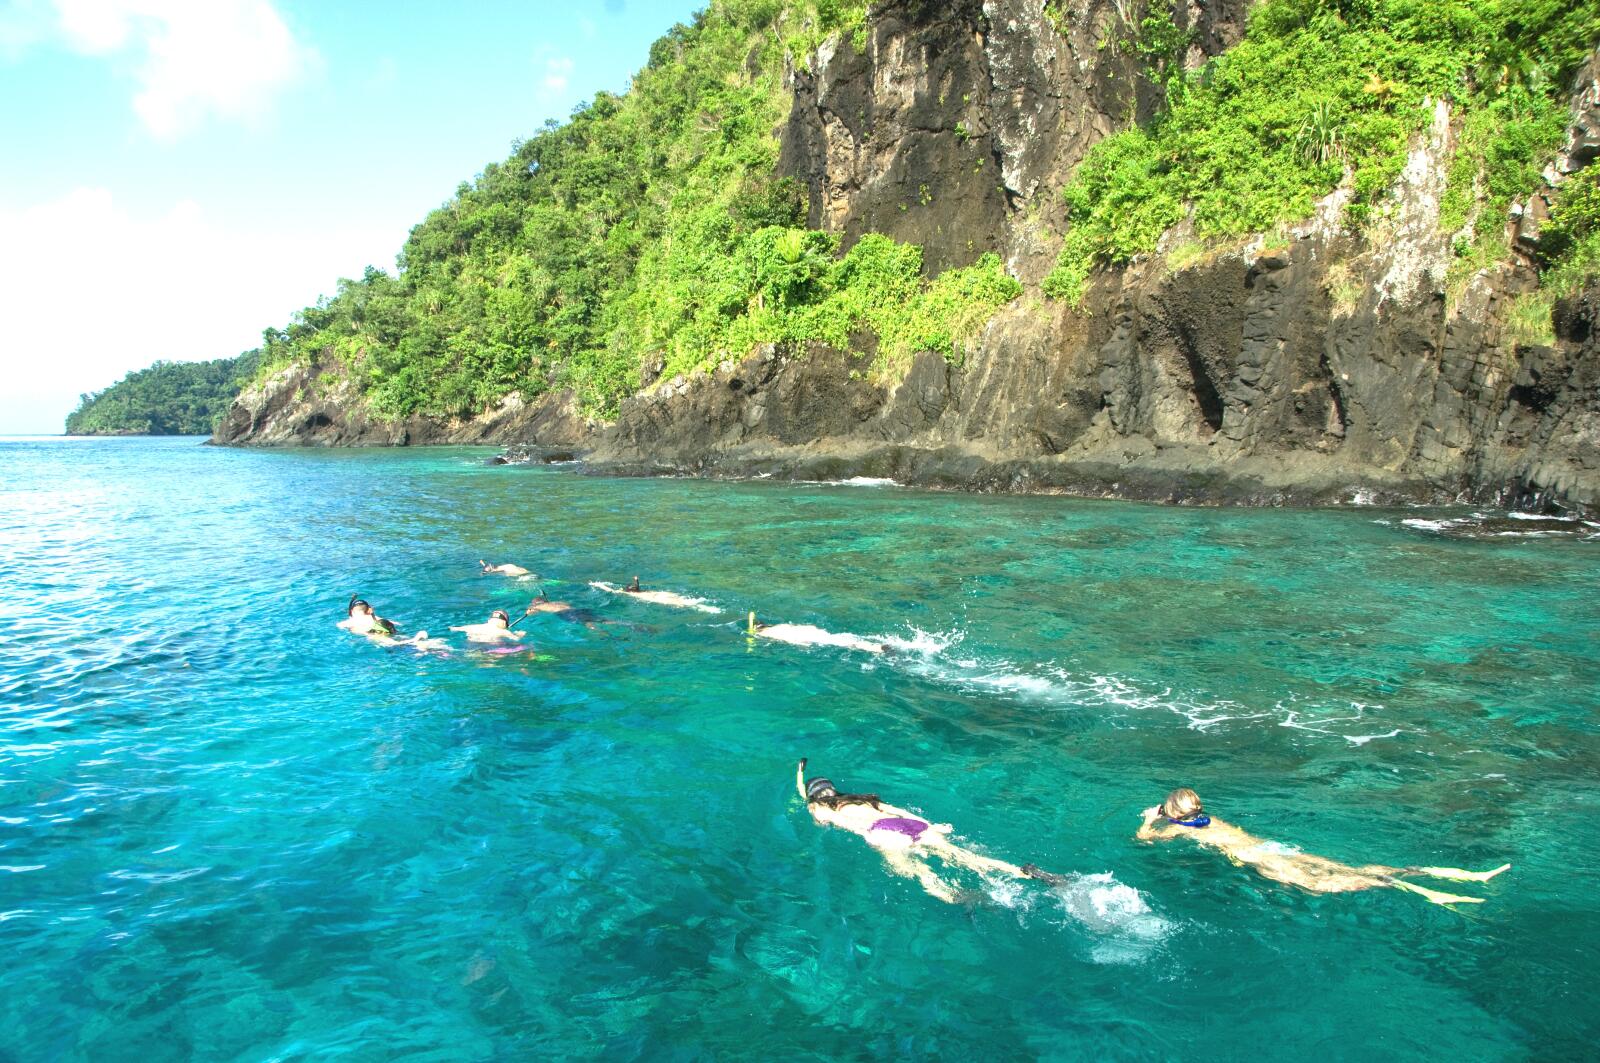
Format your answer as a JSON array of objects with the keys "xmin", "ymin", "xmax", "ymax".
[
  {"xmin": 1416, "ymin": 863, "xmax": 1511, "ymax": 883},
  {"xmin": 1392, "ymin": 880, "xmax": 1484, "ymax": 906}
]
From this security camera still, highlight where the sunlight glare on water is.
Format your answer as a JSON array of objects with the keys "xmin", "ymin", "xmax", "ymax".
[{"xmin": 1, "ymin": 437, "xmax": 1597, "ymax": 1059}]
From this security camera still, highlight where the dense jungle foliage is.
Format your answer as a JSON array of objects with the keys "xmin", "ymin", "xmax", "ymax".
[
  {"xmin": 1043, "ymin": 0, "xmax": 1600, "ymax": 304},
  {"xmin": 248, "ymin": 0, "xmax": 1016, "ymax": 422},
  {"xmin": 66, "ymin": 352, "xmax": 261, "ymax": 435}
]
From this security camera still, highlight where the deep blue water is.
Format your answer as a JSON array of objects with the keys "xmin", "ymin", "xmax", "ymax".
[{"xmin": 2, "ymin": 436, "xmax": 1597, "ymax": 1060}]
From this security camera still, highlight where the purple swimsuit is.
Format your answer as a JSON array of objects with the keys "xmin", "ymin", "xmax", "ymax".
[{"xmin": 870, "ymin": 816, "xmax": 930, "ymax": 841}]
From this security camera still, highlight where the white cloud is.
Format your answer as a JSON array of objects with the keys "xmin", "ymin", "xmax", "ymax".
[
  {"xmin": 0, "ymin": 188, "xmax": 398, "ymax": 433},
  {"xmin": 542, "ymin": 55, "xmax": 573, "ymax": 95},
  {"xmin": 50, "ymin": 0, "xmax": 311, "ymax": 138}
]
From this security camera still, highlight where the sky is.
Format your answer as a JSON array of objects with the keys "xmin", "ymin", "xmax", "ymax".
[{"xmin": 0, "ymin": 0, "xmax": 703, "ymax": 433}]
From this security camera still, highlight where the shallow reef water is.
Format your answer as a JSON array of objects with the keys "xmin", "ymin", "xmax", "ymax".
[{"xmin": 2, "ymin": 436, "xmax": 1597, "ymax": 1059}]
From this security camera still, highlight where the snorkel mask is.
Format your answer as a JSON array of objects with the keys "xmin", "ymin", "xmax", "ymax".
[
  {"xmin": 348, "ymin": 595, "xmax": 371, "ymax": 617},
  {"xmin": 806, "ymin": 777, "xmax": 838, "ymax": 801},
  {"xmin": 1159, "ymin": 796, "xmax": 1210, "ymax": 828},
  {"xmin": 490, "ymin": 609, "xmax": 510, "ymax": 624}
]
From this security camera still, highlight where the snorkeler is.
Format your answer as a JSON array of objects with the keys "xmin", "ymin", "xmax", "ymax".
[
  {"xmin": 796, "ymin": 759, "xmax": 1062, "ymax": 904},
  {"xmin": 339, "ymin": 596, "xmax": 399, "ymax": 638},
  {"xmin": 590, "ymin": 578, "xmax": 721, "ymax": 613},
  {"xmin": 449, "ymin": 609, "xmax": 527, "ymax": 644},
  {"xmin": 750, "ymin": 613, "xmax": 891, "ymax": 655},
  {"xmin": 339, "ymin": 595, "xmax": 447, "ymax": 652},
  {"xmin": 526, "ymin": 593, "xmax": 620, "ymax": 631},
  {"xmin": 1135, "ymin": 788, "xmax": 1511, "ymax": 906},
  {"xmin": 479, "ymin": 560, "xmax": 534, "ymax": 578}
]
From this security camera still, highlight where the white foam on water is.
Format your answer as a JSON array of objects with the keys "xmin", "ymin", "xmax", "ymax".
[
  {"xmin": 897, "ymin": 647, "xmax": 1271, "ymax": 733},
  {"xmin": 1400, "ymin": 517, "xmax": 1467, "ymax": 532},
  {"xmin": 1278, "ymin": 698, "xmax": 1410, "ymax": 744},
  {"xmin": 978, "ymin": 870, "xmax": 1170, "ymax": 962},
  {"xmin": 1050, "ymin": 873, "xmax": 1171, "ymax": 963},
  {"xmin": 1395, "ymin": 510, "xmax": 1600, "ymax": 539},
  {"xmin": 795, "ymin": 476, "xmax": 903, "ymax": 487},
  {"xmin": 878, "ymin": 626, "xmax": 963, "ymax": 656},
  {"xmin": 762, "ymin": 618, "xmax": 1405, "ymax": 748},
  {"xmin": 1505, "ymin": 510, "xmax": 1590, "ymax": 523}
]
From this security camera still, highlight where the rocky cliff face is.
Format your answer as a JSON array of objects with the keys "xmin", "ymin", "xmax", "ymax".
[
  {"xmin": 213, "ymin": 362, "xmax": 588, "ymax": 448},
  {"xmin": 216, "ymin": 1, "xmax": 1600, "ymax": 513}
]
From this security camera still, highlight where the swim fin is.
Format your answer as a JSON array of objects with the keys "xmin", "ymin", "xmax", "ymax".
[
  {"xmin": 1415, "ymin": 863, "xmax": 1511, "ymax": 883},
  {"xmin": 1021, "ymin": 863, "xmax": 1071, "ymax": 888}
]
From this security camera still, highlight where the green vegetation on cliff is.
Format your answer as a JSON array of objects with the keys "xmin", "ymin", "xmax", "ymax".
[
  {"xmin": 1539, "ymin": 164, "xmax": 1600, "ymax": 292},
  {"xmin": 252, "ymin": 0, "xmax": 1015, "ymax": 422},
  {"xmin": 1044, "ymin": 0, "xmax": 1600, "ymax": 304},
  {"xmin": 66, "ymin": 353, "xmax": 261, "ymax": 435}
]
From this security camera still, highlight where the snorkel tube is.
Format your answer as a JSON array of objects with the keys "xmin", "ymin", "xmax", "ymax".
[{"xmin": 508, "ymin": 594, "xmax": 543, "ymax": 630}]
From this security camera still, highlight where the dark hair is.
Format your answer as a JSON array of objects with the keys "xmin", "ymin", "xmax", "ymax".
[
  {"xmin": 813, "ymin": 792, "xmax": 884, "ymax": 811},
  {"xmin": 348, "ymin": 596, "xmax": 371, "ymax": 616},
  {"xmin": 806, "ymin": 777, "xmax": 882, "ymax": 810}
]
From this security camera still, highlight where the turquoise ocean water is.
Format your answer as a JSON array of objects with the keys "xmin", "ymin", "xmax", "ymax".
[{"xmin": 2, "ymin": 436, "xmax": 1597, "ymax": 1060}]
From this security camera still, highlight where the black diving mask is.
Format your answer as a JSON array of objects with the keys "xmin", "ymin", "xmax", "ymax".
[{"xmin": 806, "ymin": 777, "xmax": 837, "ymax": 800}]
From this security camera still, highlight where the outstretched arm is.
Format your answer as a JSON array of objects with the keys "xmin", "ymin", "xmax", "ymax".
[{"xmin": 1135, "ymin": 806, "xmax": 1167, "ymax": 842}]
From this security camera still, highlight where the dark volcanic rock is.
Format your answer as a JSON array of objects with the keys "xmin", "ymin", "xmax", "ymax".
[{"xmin": 211, "ymin": 363, "xmax": 591, "ymax": 448}]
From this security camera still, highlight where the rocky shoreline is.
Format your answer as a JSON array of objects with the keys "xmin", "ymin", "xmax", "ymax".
[{"xmin": 495, "ymin": 438, "xmax": 1577, "ymax": 515}]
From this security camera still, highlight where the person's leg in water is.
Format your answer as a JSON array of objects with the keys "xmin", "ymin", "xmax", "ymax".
[
  {"xmin": 1406, "ymin": 863, "xmax": 1511, "ymax": 882},
  {"xmin": 921, "ymin": 835, "xmax": 1027, "ymax": 879},
  {"xmin": 1359, "ymin": 861, "xmax": 1509, "ymax": 905},
  {"xmin": 1384, "ymin": 878, "xmax": 1485, "ymax": 905},
  {"xmin": 880, "ymin": 849, "xmax": 961, "ymax": 903}
]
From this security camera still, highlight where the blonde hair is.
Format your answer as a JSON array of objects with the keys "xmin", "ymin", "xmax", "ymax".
[{"xmin": 1162, "ymin": 787, "xmax": 1203, "ymax": 819}]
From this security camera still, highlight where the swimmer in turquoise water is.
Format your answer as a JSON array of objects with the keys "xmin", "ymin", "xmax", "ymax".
[
  {"xmin": 480, "ymin": 560, "xmax": 534, "ymax": 578},
  {"xmin": 751, "ymin": 613, "xmax": 892, "ymax": 655},
  {"xmin": 1135, "ymin": 787, "xmax": 1511, "ymax": 906},
  {"xmin": 450, "ymin": 609, "xmax": 527, "ymax": 644},
  {"xmin": 340, "ymin": 595, "xmax": 448, "ymax": 652},
  {"xmin": 797, "ymin": 759, "xmax": 1059, "ymax": 903},
  {"xmin": 591, "ymin": 578, "xmax": 720, "ymax": 613},
  {"xmin": 527, "ymin": 593, "xmax": 625, "ymax": 631},
  {"xmin": 339, "ymin": 596, "xmax": 398, "ymax": 638}
]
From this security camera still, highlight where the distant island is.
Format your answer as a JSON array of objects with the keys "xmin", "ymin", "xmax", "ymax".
[{"xmin": 66, "ymin": 352, "xmax": 259, "ymax": 435}]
